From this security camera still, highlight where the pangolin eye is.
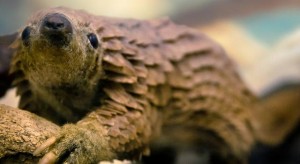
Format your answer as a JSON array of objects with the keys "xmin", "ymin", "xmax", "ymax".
[
  {"xmin": 87, "ymin": 33, "xmax": 99, "ymax": 49},
  {"xmin": 21, "ymin": 26, "xmax": 31, "ymax": 46}
]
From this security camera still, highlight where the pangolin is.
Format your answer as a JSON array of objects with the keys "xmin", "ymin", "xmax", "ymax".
[{"xmin": 1, "ymin": 7, "xmax": 257, "ymax": 163}]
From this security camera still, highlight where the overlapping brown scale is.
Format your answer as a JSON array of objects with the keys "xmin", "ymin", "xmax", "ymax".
[
  {"xmin": 103, "ymin": 52, "xmax": 136, "ymax": 76},
  {"xmin": 103, "ymin": 83, "xmax": 143, "ymax": 111},
  {"xmin": 102, "ymin": 100, "xmax": 128, "ymax": 114},
  {"xmin": 140, "ymin": 45, "xmax": 173, "ymax": 72},
  {"xmin": 146, "ymin": 66, "xmax": 166, "ymax": 86},
  {"xmin": 102, "ymin": 62, "xmax": 127, "ymax": 76},
  {"xmin": 154, "ymin": 85, "xmax": 172, "ymax": 106},
  {"xmin": 169, "ymin": 38, "xmax": 214, "ymax": 62},
  {"xmin": 139, "ymin": 46, "xmax": 164, "ymax": 66},
  {"xmin": 194, "ymin": 66, "xmax": 233, "ymax": 83},
  {"xmin": 160, "ymin": 59, "xmax": 174, "ymax": 73},
  {"xmin": 131, "ymin": 95, "xmax": 148, "ymax": 107},
  {"xmin": 124, "ymin": 52, "xmax": 145, "ymax": 61},
  {"xmin": 117, "ymin": 127, "xmax": 138, "ymax": 146},
  {"xmin": 127, "ymin": 22, "xmax": 159, "ymax": 46},
  {"xmin": 98, "ymin": 113, "xmax": 143, "ymax": 152},
  {"xmin": 115, "ymin": 129, "xmax": 132, "ymax": 144},
  {"xmin": 124, "ymin": 125, "xmax": 138, "ymax": 141},
  {"xmin": 108, "ymin": 126, "xmax": 122, "ymax": 138},
  {"xmin": 169, "ymin": 51, "xmax": 224, "ymax": 78},
  {"xmin": 96, "ymin": 108, "xmax": 115, "ymax": 117},
  {"xmin": 148, "ymin": 17, "xmax": 170, "ymax": 29},
  {"xmin": 100, "ymin": 116, "xmax": 121, "ymax": 128},
  {"xmin": 109, "ymin": 137, "xmax": 121, "ymax": 150},
  {"xmin": 172, "ymin": 89, "xmax": 188, "ymax": 99},
  {"xmin": 188, "ymin": 84, "xmax": 230, "ymax": 100},
  {"xmin": 164, "ymin": 35, "xmax": 213, "ymax": 63},
  {"xmin": 190, "ymin": 110, "xmax": 240, "ymax": 134},
  {"xmin": 122, "ymin": 83, "xmax": 148, "ymax": 95},
  {"xmin": 121, "ymin": 42, "xmax": 138, "ymax": 56},
  {"xmin": 101, "ymin": 105, "xmax": 127, "ymax": 116},
  {"xmin": 97, "ymin": 22, "xmax": 124, "ymax": 39},
  {"xmin": 176, "ymin": 58, "xmax": 193, "ymax": 77},
  {"xmin": 102, "ymin": 39, "xmax": 123, "ymax": 51},
  {"xmin": 155, "ymin": 43, "xmax": 177, "ymax": 61},
  {"xmin": 191, "ymin": 64, "xmax": 247, "ymax": 93},
  {"xmin": 187, "ymin": 113, "xmax": 250, "ymax": 155},
  {"xmin": 103, "ymin": 51, "xmax": 131, "ymax": 68},
  {"xmin": 145, "ymin": 86, "xmax": 160, "ymax": 106},
  {"xmin": 187, "ymin": 84, "xmax": 246, "ymax": 112},
  {"xmin": 146, "ymin": 86, "xmax": 172, "ymax": 106},
  {"xmin": 115, "ymin": 115, "xmax": 131, "ymax": 128},
  {"xmin": 105, "ymin": 71, "xmax": 137, "ymax": 84},
  {"xmin": 157, "ymin": 21, "xmax": 193, "ymax": 42},
  {"xmin": 162, "ymin": 43, "xmax": 184, "ymax": 61},
  {"xmin": 170, "ymin": 97, "xmax": 191, "ymax": 111},
  {"xmin": 100, "ymin": 25, "xmax": 139, "ymax": 55},
  {"xmin": 166, "ymin": 67, "xmax": 194, "ymax": 89},
  {"xmin": 188, "ymin": 99, "xmax": 247, "ymax": 124},
  {"xmin": 132, "ymin": 64, "xmax": 147, "ymax": 78},
  {"xmin": 191, "ymin": 68, "xmax": 230, "ymax": 87},
  {"xmin": 184, "ymin": 54, "xmax": 222, "ymax": 70}
]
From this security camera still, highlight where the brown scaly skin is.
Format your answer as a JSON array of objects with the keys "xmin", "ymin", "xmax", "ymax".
[{"xmin": 7, "ymin": 7, "xmax": 256, "ymax": 163}]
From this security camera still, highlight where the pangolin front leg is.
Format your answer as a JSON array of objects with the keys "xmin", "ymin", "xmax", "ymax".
[{"xmin": 34, "ymin": 108, "xmax": 156, "ymax": 163}]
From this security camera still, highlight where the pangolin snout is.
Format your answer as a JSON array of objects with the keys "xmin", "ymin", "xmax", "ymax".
[{"xmin": 40, "ymin": 13, "xmax": 73, "ymax": 46}]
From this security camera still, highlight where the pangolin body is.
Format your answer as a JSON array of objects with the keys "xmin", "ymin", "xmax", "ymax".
[{"xmin": 8, "ymin": 7, "xmax": 255, "ymax": 163}]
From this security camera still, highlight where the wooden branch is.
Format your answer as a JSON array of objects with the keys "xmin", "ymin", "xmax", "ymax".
[{"xmin": 0, "ymin": 104, "xmax": 60, "ymax": 163}]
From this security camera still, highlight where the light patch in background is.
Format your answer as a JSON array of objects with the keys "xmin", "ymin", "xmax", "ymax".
[
  {"xmin": 244, "ymin": 28, "xmax": 300, "ymax": 95},
  {"xmin": 238, "ymin": 9, "xmax": 300, "ymax": 46},
  {"xmin": 0, "ymin": 0, "xmax": 207, "ymax": 34},
  {"xmin": 38, "ymin": 0, "xmax": 209, "ymax": 19},
  {"xmin": 200, "ymin": 21, "xmax": 268, "ymax": 68},
  {"xmin": 36, "ymin": 0, "xmax": 170, "ymax": 19},
  {"xmin": 0, "ymin": 89, "xmax": 19, "ymax": 107}
]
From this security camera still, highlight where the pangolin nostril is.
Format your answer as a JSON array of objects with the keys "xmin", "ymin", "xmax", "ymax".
[
  {"xmin": 45, "ymin": 20, "xmax": 64, "ymax": 30},
  {"xmin": 41, "ymin": 13, "xmax": 73, "ymax": 34},
  {"xmin": 40, "ymin": 13, "xmax": 73, "ymax": 46}
]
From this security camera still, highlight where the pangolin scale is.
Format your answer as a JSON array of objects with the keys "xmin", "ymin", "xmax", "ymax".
[{"xmin": 6, "ymin": 7, "xmax": 256, "ymax": 163}]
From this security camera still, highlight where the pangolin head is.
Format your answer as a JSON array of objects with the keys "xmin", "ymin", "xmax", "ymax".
[{"xmin": 16, "ymin": 7, "xmax": 102, "ymax": 88}]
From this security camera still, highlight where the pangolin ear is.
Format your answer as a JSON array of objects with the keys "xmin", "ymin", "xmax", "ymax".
[{"xmin": 0, "ymin": 32, "xmax": 19, "ymax": 97}]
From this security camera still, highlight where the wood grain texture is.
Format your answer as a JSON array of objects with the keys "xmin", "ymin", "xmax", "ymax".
[{"xmin": 0, "ymin": 104, "xmax": 59, "ymax": 163}]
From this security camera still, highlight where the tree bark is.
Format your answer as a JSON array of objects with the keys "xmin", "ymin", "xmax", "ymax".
[{"xmin": 0, "ymin": 104, "xmax": 60, "ymax": 163}]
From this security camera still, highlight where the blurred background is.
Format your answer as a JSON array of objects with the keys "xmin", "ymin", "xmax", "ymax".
[{"xmin": 1, "ymin": 0, "xmax": 300, "ymax": 163}]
